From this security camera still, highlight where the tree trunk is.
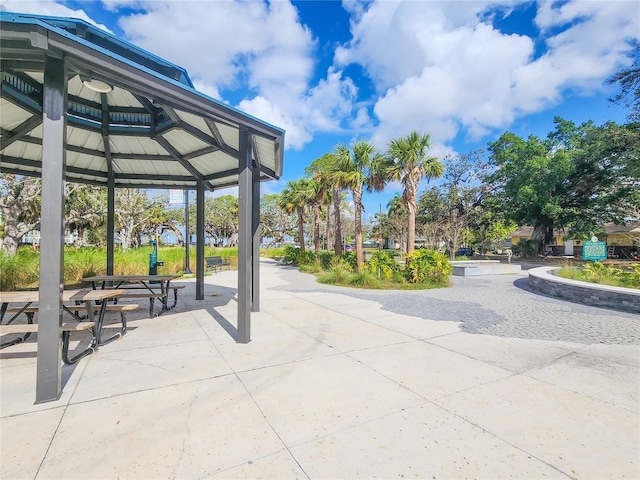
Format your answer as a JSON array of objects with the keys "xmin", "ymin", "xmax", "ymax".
[
  {"xmin": 325, "ymin": 205, "xmax": 331, "ymax": 251},
  {"xmin": 353, "ymin": 186, "xmax": 364, "ymax": 270},
  {"xmin": 297, "ymin": 206, "xmax": 305, "ymax": 252},
  {"xmin": 313, "ymin": 204, "xmax": 321, "ymax": 253},
  {"xmin": 406, "ymin": 197, "xmax": 417, "ymax": 256},
  {"xmin": 333, "ymin": 187, "xmax": 342, "ymax": 255},
  {"xmin": 164, "ymin": 223, "xmax": 184, "ymax": 246}
]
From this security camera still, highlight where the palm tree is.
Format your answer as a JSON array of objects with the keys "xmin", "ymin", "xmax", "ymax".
[
  {"xmin": 306, "ymin": 153, "xmax": 344, "ymax": 255},
  {"xmin": 387, "ymin": 131, "xmax": 444, "ymax": 256},
  {"xmin": 306, "ymin": 178, "xmax": 327, "ymax": 253},
  {"xmin": 386, "ymin": 194, "xmax": 408, "ymax": 255},
  {"xmin": 332, "ymin": 140, "xmax": 386, "ymax": 270},
  {"xmin": 278, "ymin": 179, "xmax": 309, "ymax": 252}
]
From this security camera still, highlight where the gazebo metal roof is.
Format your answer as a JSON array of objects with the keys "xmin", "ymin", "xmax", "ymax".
[{"xmin": 0, "ymin": 12, "xmax": 284, "ymax": 190}]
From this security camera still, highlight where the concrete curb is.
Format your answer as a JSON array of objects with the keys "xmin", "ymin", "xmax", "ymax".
[{"xmin": 528, "ymin": 266, "xmax": 640, "ymax": 314}]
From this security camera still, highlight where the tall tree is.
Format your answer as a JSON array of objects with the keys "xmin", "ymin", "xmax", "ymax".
[
  {"xmin": 386, "ymin": 131, "xmax": 444, "ymax": 256},
  {"xmin": 608, "ymin": 43, "xmax": 640, "ymax": 122},
  {"xmin": 278, "ymin": 179, "xmax": 311, "ymax": 251},
  {"xmin": 306, "ymin": 154, "xmax": 341, "ymax": 253},
  {"xmin": 65, "ymin": 183, "xmax": 107, "ymax": 247},
  {"xmin": 487, "ymin": 118, "xmax": 639, "ymax": 252},
  {"xmin": 332, "ymin": 140, "xmax": 386, "ymax": 270},
  {"xmin": 114, "ymin": 188, "xmax": 156, "ymax": 250},
  {"xmin": 202, "ymin": 195, "xmax": 239, "ymax": 246},
  {"xmin": 260, "ymin": 193, "xmax": 297, "ymax": 247},
  {"xmin": 305, "ymin": 178, "xmax": 327, "ymax": 253},
  {"xmin": 0, "ymin": 175, "xmax": 41, "ymax": 255},
  {"xmin": 384, "ymin": 194, "xmax": 408, "ymax": 255}
]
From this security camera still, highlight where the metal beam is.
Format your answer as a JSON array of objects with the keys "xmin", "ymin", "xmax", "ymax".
[
  {"xmin": 204, "ymin": 118, "xmax": 225, "ymax": 148},
  {"xmin": 155, "ymin": 135, "xmax": 206, "ymax": 182},
  {"xmin": 237, "ymin": 128, "xmax": 252, "ymax": 343},
  {"xmin": 36, "ymin": 55, "xmax": 67, "ymax": 404},
  {"xmin": 0, "ymin": 114, "xmax": 42, "ymax": 150}
]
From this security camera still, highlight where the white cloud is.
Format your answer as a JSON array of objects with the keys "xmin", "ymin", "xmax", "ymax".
[
  {"xmin": 338, "ymin": 0, "xmax": 640, "ymax": 147},
  {"xmin": 2, "ymin": 0, "xmax": 112, "ymax": 31},
  {"xmin": 240, "ymin": 67, "xmax": 358, "ymax": 150},
  {"xmin": 102, "ymin": 0, "xmax": 362, "ymax": 151}
]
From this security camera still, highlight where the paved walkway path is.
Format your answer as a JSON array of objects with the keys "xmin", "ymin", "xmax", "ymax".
[
  {"xmin": 272, "ymin": 263, "xmax": 640, "ymax": 345},
  {"xmin": 1, "ymin": 260, "xmax": 638, "ymax": 479}
]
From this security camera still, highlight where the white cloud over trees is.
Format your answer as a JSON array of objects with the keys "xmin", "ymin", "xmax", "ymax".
[{"xmin": 3, "ymin": 0, "xmax": 639, "ymax": 152}]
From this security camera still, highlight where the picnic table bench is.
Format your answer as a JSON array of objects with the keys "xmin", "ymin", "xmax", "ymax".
[
  {"xmin": 115, "ymin": 284, "xmax": 185, "ymax": 310},
  {"xmin": 205, "ymin": 256, "xmax": 231, "ymax": 273},
  {"xmin": 2, "ymin": 303, "xmax": 139, "ymax": 349},
  {"xmin": 0, "ymin": 320, "xmax": 97, "ymax": 364},
  {"xmin": 82, "ymin": 275, "xmax": 180, "ymax": 317},
  {"xmin": 0, "ymin": 289, "xmax": 133, "ymax": 364}
]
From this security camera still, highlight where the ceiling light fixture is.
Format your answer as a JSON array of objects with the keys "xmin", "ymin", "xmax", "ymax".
[{"xmin": 82, "ymin": 79, "xmax": 113, "ymax": 93}]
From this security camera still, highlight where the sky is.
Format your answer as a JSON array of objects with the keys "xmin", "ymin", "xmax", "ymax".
[{"xmin": 3, "ymin": 0, "xmax": 639, "ymax": 222}]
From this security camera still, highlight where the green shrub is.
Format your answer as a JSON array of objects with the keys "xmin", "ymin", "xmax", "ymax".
[
  {"xmin": 318, "ymin": 251, "xmax": 335, "ymax": 270},
  {"xmin": 346, "ymin": 270, "xmax": 382, "ymax": 288},
  {"xmin": 403, "ymin": 249, "xmax": 451, "ymax": 286},
  {"xmin": 512, "ymin": 239, "xmax": 539, "ymax": 258},
  {"xmin": 338, "ymin": 251, "xmax": 357, "ymax": 271},
  {"xmin": 280, "ymin": 245, "xmax": 300, "ymax": 265},
  {"xmin": 366, "ymin": 250, "xmax": 399, "ymax": 279},
  {"xmin": 556, "ymin": 262, "xmax": 639, "ymax": 290},
  {"xmin": 317, "ymin": 256, "xmax": 352, "ymax": 284},
  {"xmin": 628, "ymin": 264, "xmax": 640, "ymax": 288}
]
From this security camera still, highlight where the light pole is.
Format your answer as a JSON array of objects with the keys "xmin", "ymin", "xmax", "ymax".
[{"xmin": 184, "ymin": 189, "xmax": 192, "ymax": 274}]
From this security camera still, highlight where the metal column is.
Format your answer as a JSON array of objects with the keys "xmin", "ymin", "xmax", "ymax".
[
  {"xmin": 251, "ymin": 164, "xmax": 260, "ymax": 312},
  {"xmin": 184, "ymin": 189, "xmax": 192, "ymax": 274},
  {"xmin": 36, "ymin": 55, "xmax": 67, "ymax": 403},
  {"xmin": 237, "ymin": 128, "xmax": 252, "ymax": 343},
  {"xmin": 106, "ymin": 181, "xmax": 115, "ymax": 275},
  {"xmin": 195, "ymin": 181, "xmax": 205, "ymax": 300}
]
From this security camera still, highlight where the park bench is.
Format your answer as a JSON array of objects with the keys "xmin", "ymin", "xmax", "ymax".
[{"xmin": 205, "ymin": 256, "xmax": 231, "ymax": 273}]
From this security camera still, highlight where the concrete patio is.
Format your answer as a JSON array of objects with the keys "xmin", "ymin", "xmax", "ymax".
[{"xmin": 1, "ymin": 259, "xmax": 638, "ymax": 479}]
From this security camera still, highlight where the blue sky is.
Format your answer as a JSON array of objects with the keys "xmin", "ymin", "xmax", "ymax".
[{"xmin": 4, "ymin": 0, "xmax": 638, "ymax": 221}]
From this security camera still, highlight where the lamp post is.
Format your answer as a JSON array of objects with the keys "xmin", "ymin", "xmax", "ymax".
[{"xmin": 184, "ymin": 189, "xmax": 192, "ymax": 274}]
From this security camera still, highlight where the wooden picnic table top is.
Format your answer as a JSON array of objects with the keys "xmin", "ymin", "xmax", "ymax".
[{"xmin": 82, "ymin": 275, "xmax": 178, "ymax": 283}]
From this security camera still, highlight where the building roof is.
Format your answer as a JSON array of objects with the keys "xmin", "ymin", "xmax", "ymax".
[{"xmin": 0, "ymin": 12, "xmax": 284, "ymax": 190}]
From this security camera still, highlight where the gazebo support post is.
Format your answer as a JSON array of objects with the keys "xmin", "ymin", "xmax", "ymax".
[
  {"xmin": 251, "ymin": 163, "xmax": 260, "ymax": 312},
  {"xmin": 195, "ymin": 180, "xmax": 205, "ymax": 300},
  {"xmin": 36, "ymin": 55, "xmax": 67, "ymax": 404},
  {"xmin": 106, "ymin": 181, "xmax": 115, "ymax": 275},
  {"xmin": 237, "ymin": 128, "xmax": 253, "ymax": 343}
]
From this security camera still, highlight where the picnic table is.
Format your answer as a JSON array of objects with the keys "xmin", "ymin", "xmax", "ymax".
[
  {"xmin": 0, "ymin": 288, "xmax": 128, "ymax": 363},
  {"xmin": 82, "ymin": 275, "xmax": 181, "ymax": 317}
]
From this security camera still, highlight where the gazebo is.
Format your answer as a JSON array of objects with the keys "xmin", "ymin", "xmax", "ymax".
[{"xmin": 0, "ymin": 12, "xmax": 285, "ymax": 403}]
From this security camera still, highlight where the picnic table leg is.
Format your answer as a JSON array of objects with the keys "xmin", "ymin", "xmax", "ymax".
[
  {"xmin": 62, "ymin": 300, "xmax": 99, "ymax": 364},
  {"xmin": 95, "ymin": 300, "xmax": 126, "ymax": 345},
  {"xmin": 171, "ymin": 288, "xmax": 179, "ymax": 308}
]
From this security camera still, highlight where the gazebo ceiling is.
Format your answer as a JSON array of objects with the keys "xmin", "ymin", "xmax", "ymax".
[{"xmin": 0, "ymin": 12, "xmax": 285, "ymax": 190}]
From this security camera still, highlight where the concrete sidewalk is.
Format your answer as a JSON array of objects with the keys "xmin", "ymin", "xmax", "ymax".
[{"xmin": 1, "ymin": 259, "xmax": 638, "ymax": 479}]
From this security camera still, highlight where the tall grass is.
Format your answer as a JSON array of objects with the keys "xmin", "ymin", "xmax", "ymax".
[
  {"xmin": 0, "ymin": 248, "xmax": 40, "ymax": 290},
  {"xmin": 0, "ymin": 245, "xmax": 238, "ymax": 290},
  {"xmin": 556, "ymin": 262, "xmax": 640, "ymax": 289}
]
